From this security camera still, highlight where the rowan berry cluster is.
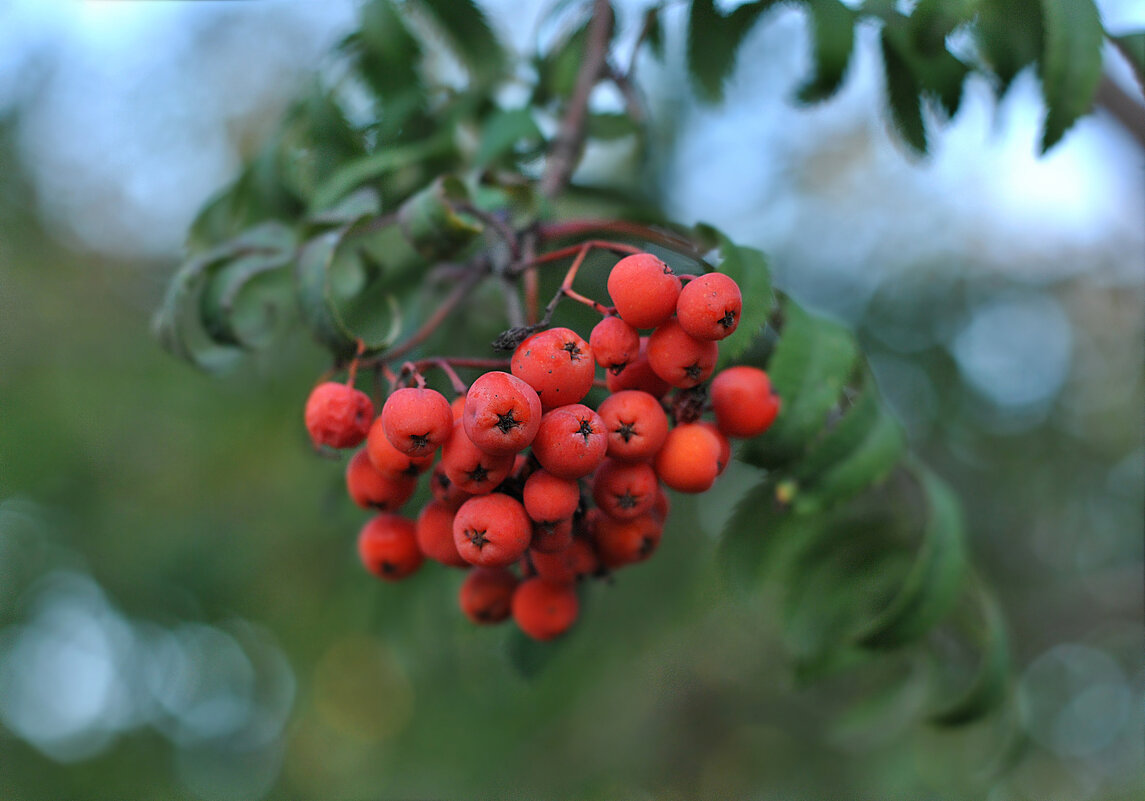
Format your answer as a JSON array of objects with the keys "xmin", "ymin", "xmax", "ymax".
[{"xmin": 303, "ymin": 251, "xmax": 780, "ymax": 641}]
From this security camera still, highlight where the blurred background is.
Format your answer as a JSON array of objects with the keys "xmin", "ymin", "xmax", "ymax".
[{"xmin": 0, "ymin": 1, "xmax": 1142, "ymax": 799}]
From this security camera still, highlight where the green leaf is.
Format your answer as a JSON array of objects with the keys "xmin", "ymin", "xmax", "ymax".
[
  {"xmin": 155, "ymin": 222, "xmax": 297, "ymax": 371},
  {"xmin": 275, "ymin": 89, "xmax": 368, "ymax": 203},
  {"xmin": 880, "ymin": 25, "xmax": 928, "ymax": 153},
  {"xmin": 795, "ymin": 0, "xmax": 856, "ymax": 103},
  {"xmin": 927, "ymin": 580, "xmax": 1011, "ymax": 726},
  {"xmin": 1038, "ymin": 0, "xmax": 1103, "ymax": 151},
  {"xmin": 975, "ymin": 0, "xmax": 1044, "ymax": 96},
  {"xmin": 535, "ymin": 19, "xmax": 590, "ymax": 102},
  {"xmin": 359, "ymin": 0, "xmax": 423, "ymax": 108},
  {"xmin": 408, "ymin": 0, "xmax": 506, "ymax": 85},
  {"xmin": 740, "ymin": 298, "xmax": 860, "ymax": 468},
  {"xmin": 853, "ymin": 466, "xmax": 967, "ymax": 649},
  {"xmin": 475, "ymin": 108, "xmax": 544, "ymax": 168},
  {"xmin": 396, "ymin": 176, "xmax": 484, "ymax": 260},
  {"xmin": 790, "ymin": 379, "xmax": 906, "ymax": 514},
  {"xmin": 687, "ymin": 0, "xmax": 780, "ymax": 102},
  {"xmin": 716, "ymin": 475, "xmax": 789, "ymax": 594},
  {"xmin": 199, "ymin": 250, "xmax": 295, "ymax": 349},
  {"xmin": 296, "ymin": 192, "xmax": 405, "ymax": 358},
  {"xmin": 309, "ymin": 132, "xmax": 455, "ymax": 213},
  {"xmin": 908, "ymin": 0, "xmax": 977, "ymax": 55},
  {"xmin": 780, "ymin": 509, "xmax": 910, "ymax": 680}
]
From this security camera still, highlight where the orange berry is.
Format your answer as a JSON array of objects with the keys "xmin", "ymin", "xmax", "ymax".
[
  {"xmin": 512, "ymin": 578, "xmax": 579, "ymax": 640},
  {"xmin": 676, "ymin": 272, "xmax": 742, "ymax": 340},
  {"xmin": 304, "ymin": 381, "xmax": 373, "ymax": 449},
  {"xmin": 459, "ymin": 567, "xmax": 518, "ymax": 624},
  {"xmin": 345, "ymin": 449, "xmax": 418, "ymax": 511},
  {"xmin": 607, "ymin": 252, "xmax": 681, "ymax": 329},
  {"xmin": 357, "ymin": 514, "xmax": 423, "ymax": 580},
  {"xmin": 653, "ymin": 423, "xmax": 723, "ymax": 493},
  {"xmin": 710, "ymin": 366, "xmax": 781, "ymax": 438}
]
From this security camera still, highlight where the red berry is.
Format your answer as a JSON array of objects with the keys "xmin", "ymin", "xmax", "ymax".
[
  {"xmin": 511, "ymin": 327, "xmax": 595, "ymax": 408},
  {"xmin": 653, "ymin": 423, "xmax": 723, "ymax": 493},
  {"xmin": 429, "ymin": 461, "xmax": 473, "ymax": 510},
  {"xmin": 459, "ymin": 567, "xmax": 518, "ymax": 624},
  {"xmin": 522, "ymin": 469, "xmax": 581, "ymax": 523},
  {"xmin": 605, "ymin": 336, "xmax": 672, "ymax": 398},
  {"xmin": 531, "ymin": 404, "xmax": 608, "ymax": 480},
  {"xmin": 607, "ymin": 253, "xmax": 681, "ymax": 329},
  {"xmin": 463, "ymin": 371, "xmax": 543, "ymax": 456},
  {"xmin": 710, "ymin": 366, "xmax": 781, "ymax": 438},
  {"xmin": 366, "ymin": 417, "xmax": 434, "ymax": 478},
  {"xmin": 529, "ymin": 539, "xmax": 595, "ymax": 584},
  {"xmin": 596, "ymin": 390, "xmax": 670, "ymax": 462},
  {"xmin": 381, "ymin": 387, "xmax": 454, "ymax": 456},
  {"xmin": 450, "ymin": 394, "xmax": 466, "ymax": 420},
  {"xmin": 453, "ymin": 493, "xmax": 532, "ymax": 568},
  {"xmin": 646, "ymin": 319, "xmax": 718, "ymax": 389},
  {"xmin": 531, "ymin": 517, "xmax": 574, "ymax": 553},
  {"xmin": 440, "ymin": 418, "xmax": 515, "ymax": 495},
  {"xmin": 594, "ymin": 513, "xmax": 662, "ymax": 568},
  {"xmin": 676, "ymin": 272, "xmax": 742, "ymax": 340},
  {"xmin": 416, "ymin": 500, "xmax": 468, "ymax": 568},
  {"xmin": 697, "ymin": 421, "xmax": 731, "ymax": 475},
  {"xmin": 591, "ymin": 458, "xmax": 658, "ymax": 520},
  {"xmin": 345, "ymin": 449, "xmax": 418, "ymax": 511},
  {"xmin": 590, "ymin": 316, "xmax": 640, "ymax": 375},
  {"xmin": 512, "ymin": 578, "xmax": 579, "ymax": 640},
  {"xmin": 357, "ymin": 514, "xmax": 423, "ymax": 580},
  {"xmin": 304, "ymin": 381, "xmax": 374, "ymax": 449}
]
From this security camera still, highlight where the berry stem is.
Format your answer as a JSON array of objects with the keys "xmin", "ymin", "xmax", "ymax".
[
  {"xmin": 537, "ymin": 219, "xmax": 705, "ymax": 258},
  {"xmin": 346, "ymin": 339, "xmax": 367, "ymax": 386},
  {"xmin": 539, "ymin": 0, "xmax": 614, "ymax": 198}
]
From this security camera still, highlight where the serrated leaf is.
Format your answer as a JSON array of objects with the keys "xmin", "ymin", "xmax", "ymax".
[
  {"xmin": 155, "ymin": 222, "xmax": 297, "ymax": 371},
  {"xmin": 296, "ymin": 197, "xmax": 405, "ymax": 358},
  {"xmin": 309, "ymin": 132, "xmax": 455, "ymax": 213},
  {"xmin": 790, "ymin": 381, "xmax": 906, "ymax": 514},
  {"xmin": 409, "ymin": 0, "xmax": 506, "ymax": 85},
  {"xmin": 199, "ymin": 250, "xmax": 295, "ymax": 349},
  {"xmin": 975, "ymin": 0, "xmax": 1044, "ymax": 96},
  {"xmin": 795, "ymin": 0, "xmax": 856, "ymax": 103},
  {"xmin": 475, "ymin": 108, "xmax": 544, "ymax": 168},
  {"xmin": 716, "ymin": 476, "xmax": 789, "ymax": 593},
  {"xmin": 928, "ymin": 581, "xmax": 1011, "ymax": 726},
  {"xmin": 908, "ymin": 0, "xmax": 976, "ymax": 55},
  {"xmin": 275, "ymin": 90, "xmax": 368, "ymax": 203},
  {"xmin": 853, "ymin": 466, "xmax": 966, "ymax": 649},
  {"xmin": 396, "ymin": 175, "xmax": 483, "ymax": 260},
  {"xmin": 687, "ymin": 0, "xmax": 780, "ymax": 102},
  {"xmin": 741, "ymin": 298, "xmax": 860, "ymax": 468},
  {"xmin": 880, "ymin": 26, "xmax": 928, "ymax": 154},
  {"xmin": 1038, "ymin": 0, "xmax": 1103, "ymax": 151},
  {"xmin": 359, "ymin": 0, "xmax": 423, "ymax": 109},
  {"xmin": 781, "ymin": 510, "xmax": 910, "ymax": 680}
]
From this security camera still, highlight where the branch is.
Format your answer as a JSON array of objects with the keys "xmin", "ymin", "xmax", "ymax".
[{"xmin": 539, "ymin": 0, "xmax": 615, "ymax": 198}]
